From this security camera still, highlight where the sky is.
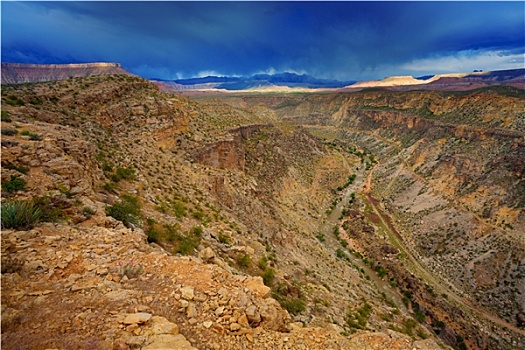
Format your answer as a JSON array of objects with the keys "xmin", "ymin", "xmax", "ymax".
[{"xmin": 2, "ymin": 1, "xmax": 524, "ymax": 81}]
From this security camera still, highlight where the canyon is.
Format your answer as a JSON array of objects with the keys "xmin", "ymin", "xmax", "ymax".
[{"xmin": 1, "ymin": 69, "xmax": 524, "ymax": 350}]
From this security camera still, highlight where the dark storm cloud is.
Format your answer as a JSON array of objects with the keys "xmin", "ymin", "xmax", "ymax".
[{"xmin": 2, "ymin": 1, "xmax": 524, "ymax": 80}]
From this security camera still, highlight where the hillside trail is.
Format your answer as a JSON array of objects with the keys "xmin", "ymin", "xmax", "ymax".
[{"xmin": 364, "ymin": 164, "xmax": 525, "ymax": 337}]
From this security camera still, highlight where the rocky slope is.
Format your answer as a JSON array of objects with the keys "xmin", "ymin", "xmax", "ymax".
[
  {"xmin": 2, "ymin": 75, "xmax": 448, "ymax": 349},
  {"xmin": 1, "ymin": 62, "xmax": 133, "ymax": 84},
  {"xmin": 212, "ymin": 87, "xmax": 525, "ymax": 349}
]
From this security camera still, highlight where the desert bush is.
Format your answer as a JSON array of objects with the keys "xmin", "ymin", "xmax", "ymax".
[
  {"xmin": 190, "ymin": 225, "xmax": 203, "ymax": 237},
  {"xmin": 110, "ymin": 167, "xmax": 136, "ymax": 182},
  {"xmin": 1, "ymin": 129, "xmax": 17, "ymax": 136},
  {"xmin": 2, "ymin": 175, "xmax": 26, "ymax": 193},
  {"xmin": 1, "ymin": 200, "xmax": 42, "ymax": 229},
  {"xmin": 33, "ymin": 196, "xmax": 67, "ymax": 223},
  {"xmin": 82, "ymin": 206, "xmax": 96, "ymax": 218},
  {"xmin": 280, "ymin": 298, "xmax": 306, "ymax": 316},
  {"xmin": 4, "ymin": 95, "xmax": 24, "ymax": 107},
  {"xmin": 346, "ymin": 302, "xmax": 373, "ymax": 330},
  {"xmin": 4, "ymin": 164, "xmax": 29, "ymax": 175},
  {"xmin": 236, "ymin": 254, "xmax": 251, "ymax": 268},
  {"xmin": 218, "ymin": 232, "xmax": 231, "ymax": 245},
  {"xmin": 19, "ymin": 130, "xmax": 42, "ymax": 140},
  {"xmin": 117, "ymin": 258, "xmax": 143, "ymax": 279},
  {"xmin": 173, "ymin": 233, "xmax": 199, "ymax": 255},
  {"xmin": 171, "ymin": 199, "xmax": 187, "ymax": 218},
  {"xmin": 1, "ymin": 110, "xmax": 12, "ymax": 122},
  {"xmin": 106, "ymin": 194, "xmax": 141, "ymax": 227},
  {"xmin": 261, "ymin": 267, "xmax": 275, "ymax": 286}
]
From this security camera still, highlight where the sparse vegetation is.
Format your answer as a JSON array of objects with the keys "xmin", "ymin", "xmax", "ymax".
[
  {"xmin": 1, "ymin": 199, "xmax": 42, "ymax": 229},
  {"xmin": 117, "ymin": 258, "xmax": 143, "ymax": 279},
  {"xmin": 106, "ymin": 194, "xmax": 141, "ymax": 227},
  {"xmin": 345, "ymin": 302, "xmax": 373, "ymax": 330},
  {"xmin": 1, "ymin": 110, "xmax": 12, "ymax": 122},
  {"xmin": 2, "ymin": 175, "xmax": 27, "ymax": 193},
  {"xmin": 4, "ymin": 95, "xmax": 25, "ymax": 107},
  {"xmin": 1, "ymin": 128, "xmax": 18, "ymax": 136}
]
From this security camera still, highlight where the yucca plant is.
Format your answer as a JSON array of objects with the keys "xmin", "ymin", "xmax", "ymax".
[{"xmin": 1, "ymin": 200, "xmax": 42, "ymax": 229}]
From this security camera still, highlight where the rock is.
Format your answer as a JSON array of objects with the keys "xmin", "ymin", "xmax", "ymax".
[
  {"xmin": 180, "ymin": 286, "xmax": 194, "ymax": 300},
  {"xmin": 142, "ymin": 334, "xmax": 197, "ymax": 350},
  {"xmin": 122, "ymin": 312, "xmax": 152, "ymax": 325},
  {"xmin": 150, "ymin": 316, "xmax": 179, "ymax": 335},
  {"xmin": 438, "ymin": 327, "xmax": 457, "ymax": 348},
  {"xmin": 198, "ymin": 247, "xmax": 215, "ymax": 263},
  {"xmin": 203, "ymin": 321, "xmax": 213, "ymax": 329},
  {"xmin": 238, "ymin": 313, "xmax": 250, "ymax": 328},
  {"xmin": 258, "ymin": 298, "xmax": 291, "ymax": 331},
  {"xmin": 244, "ymin": 277, "xmax": 271, "ymax": 298},
  {"xmin": 245, "ymin": 305, "xmax": 261, "ymax": 324},
  {"xmin": 215, "ymin": 306, "xmax": 225, "ymax": 316},
  {"xmin": 229, "ymin": 322, "xmax": 241, "ymax": 331},
  {"xmin": 186, "ymin": 302, "xmax": 198, "ymax": 318}
]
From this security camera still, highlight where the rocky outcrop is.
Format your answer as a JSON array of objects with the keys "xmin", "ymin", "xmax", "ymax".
[{"xmin": 1, "ymin": 62, "xmax": 134, "ymax": 84}]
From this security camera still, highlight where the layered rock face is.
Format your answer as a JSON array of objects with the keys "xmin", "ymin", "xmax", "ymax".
[
  {"xmin": 1, "ymin": 62, "xmax": 133, "ymax": 84},
  {"xmin": 233, "ymin": 87, "xmax": 525, "ymax": 348}
]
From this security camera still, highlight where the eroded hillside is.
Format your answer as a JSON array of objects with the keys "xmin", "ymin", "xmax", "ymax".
[
  {"xmin": 1, "ymin": 76, "xmax": 455, "ymax": 349},
  {"xmin": 216, "ymin": 87, "xmax": 525, "ymax": 349}
]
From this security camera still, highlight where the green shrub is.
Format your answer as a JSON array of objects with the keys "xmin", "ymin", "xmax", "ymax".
[
  {"xmin": 32, "ymin": 196, "xmax": 67, "ymax": 222},
  {"xmin": 5, "ymin": 95, "xmax": 24, "ymax": 107},
  {"xmin": 345, "ymin": 302, "xmax": 373, "ymax": 330},
  {"xmin": 190, "ymin": 225, "xmax": 203, "ymax": 237},
  {"xmin": 110, "ymin": 167, "xmax": 136, "ymax": 182},
  {"xmin": 218, "ymin": 232, "xmax": 231, "ymax": 244},
  {"xmin": 117, "ymin": 258, "xmax": 143, "ymax": 279},
  {"xmin": 174, "ymin": 233, "xmax": 199, "ymax": 255},
  {"xmin": 261, "ymin": 267, "xmax": 275, "ymax": 286},
  {"xmin": 191, "ymin": 210, "xmax": 204, "ymax": 220},
  {"xmin": 103, "ymin": 182, "xmax": 117, "ymax": 193},
  {"xmin": 1, "ymin": 110, "xmax": 12, "ymax": 122},
  {"xmin": 4, "ymin": 164, "xmax": 29, "ymax": 175},
  {"xmin": 29, "ymin": 133, "xmax": 42, "ymax": 141},
  {"xmin": 2, "ymin": 175, "xmax": 27, "ymax": 193},
  {"xmin": 19, "ymin": 130, "xmax": 42, "ymax": 140},
  {"xmin": 1, "ymin": 200, "xmax": 42, "ymax": 229},
  {"xmin": 1, "ymin": 129, "xmax": 18, "ymax": 136},
  {"xmin": 106, "ymin": 194, "xmax": 141, "ymax": 227},
  {"xmin": 280, "ymin": 298, "xmax": 306, "ymax": 316},
  {"xmin": 82, "ymin": 206, "xmax": 96, "ymax": 218},
  {"xmin": 145, "ymin": 218, "xmax": 161, "ymax": 243},
  {"xmin": 316, "ymin": 232, "xmax": 325, "ymax": 242},
  {"xmin": 258, "ymin": 256, "xmax": 269, "ymax": 270},
  {"xmin": 236, "ymin": 254, "xmax": 251, "ymax": 268},
  {"xmin": 171, "ymin": 199, "xmax": 187, "ymax": 218}
]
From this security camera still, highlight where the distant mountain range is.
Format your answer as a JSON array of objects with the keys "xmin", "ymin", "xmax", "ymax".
[
  {"xmin": 1, "ymin": 62, "xmax": 523, "ymax": 92},
  {"xmin": 347, "ymin": 69, "xmax": 525, "ymax": 91},
  {"xmin": 153, "ymin": 72, "xmax": 356, "ymax": 90}
]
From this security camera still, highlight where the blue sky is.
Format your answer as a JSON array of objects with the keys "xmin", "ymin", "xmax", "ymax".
[{"xmin": 2, "ymin": 1, "xmax": 524, "ymax": 81}]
